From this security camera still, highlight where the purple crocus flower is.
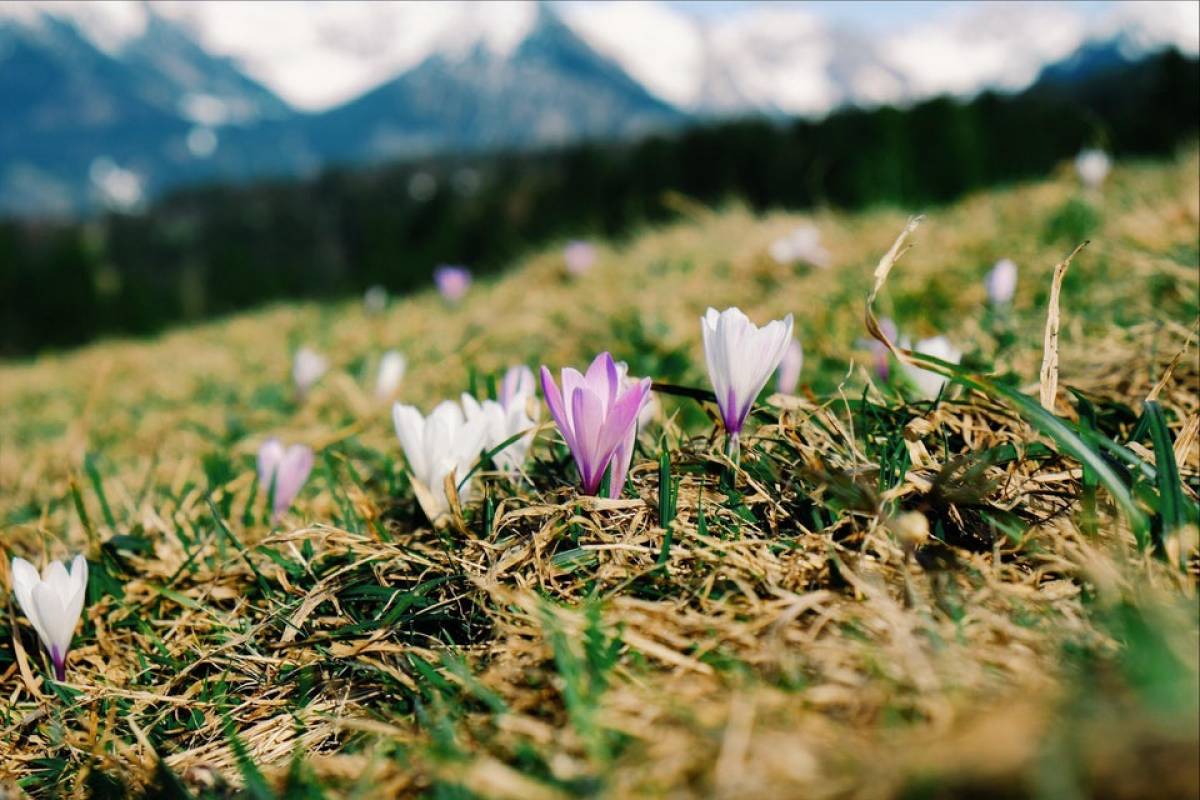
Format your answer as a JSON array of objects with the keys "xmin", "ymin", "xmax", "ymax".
[
  {"xmin": 433, "ymin": 265, "xmax": 472, "ymax": 303},
  {"xmin": 701, "ymin": 307, "xmax": 794, "ymax": 454},
  {"xmin": 858, "ymin": 317, "xmax": 898, "ymax": 381},
  {"xmin": 563, "ymin": 240, "xmax": 597, "ymax": 276},
  {"xmin": 776, "ymin": 338, "xmax": 804, "ymax": 395},
  {"xmin": 540, "ymin": 352, "xmax": 651, "ymax": 497},
  {"xmin": 257, "ymin": 438, "xmax": 314, "ymax": 520}
]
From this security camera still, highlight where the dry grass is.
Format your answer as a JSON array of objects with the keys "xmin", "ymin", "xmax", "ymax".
[{"xmin": 0, "ymin": 151, "xmax": 1198, "ymax": 798}]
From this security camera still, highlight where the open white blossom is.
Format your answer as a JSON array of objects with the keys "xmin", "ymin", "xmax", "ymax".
[{"xmin": 393, "ymin": 400, "xmax": 487, "ymax": 523}]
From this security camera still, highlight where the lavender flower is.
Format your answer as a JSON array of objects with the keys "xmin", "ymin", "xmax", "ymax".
[
  {"xmin": 985, "ymin": 259, "xmax": 1018, "ymax": 307},
  {"xmin": 11, "ymin": 555, "xmax": 88, "ymax": 681},
  {"xmin": 498, "ymin": 365, "xmax": 537, "ymax": 412},
  {"xmin": 257, "ymin": 439, "xmax": 315, "ymax": 519},
  {"xmin": 563, "ymin": 240, "xmax": 597, "ymax": 276},
  {"xmin": 433, "ymin": 265, "xmax": 472, "ymax": 303},
  {"xmin": 858, "ymin": 317, "xmax": 898, "ymax": 381},
  {"xmin": 701, "ymin": 307, "xmax": 794, "ymax": 453},
  {"xmin": 540, "ymin": 352, "xmax": 651, "ymax": 497},
  {"xmin": 775, "ymin": 338, "xmax": 804, "ymax": 395}
]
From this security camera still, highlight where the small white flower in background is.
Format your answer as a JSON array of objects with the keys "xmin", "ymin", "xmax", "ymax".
[
  {"xmin": 902, "ymin": 336, "xmax": 962, "ymax": 399},
  {"xmin": 461, "ymin": 393, "xmax": 535, "ymax": 478},
  {"xmin": 769, "ymin": 224, "xmax": 831, "ymax": 269},
  {"xmin": 11, "ymin": 555, "xmax": 88, "ymax": 681},
  {"xmin": 292, "ymin": 347, "xmax": 328, "ymax": 398},
  {"xmin": 985, "ymin": 259, "xmax": 1018, "ymax": 307},
  {"xmin": 702, "ymin": 307, "xmax": 794, "ymax": 454},
  {"xmin": 256, "ymin": 439, "xmax": 315, "ymax": 519},
  {"xmin": 375, "ymin": 350, "xmax": 407, "ymax": 401},
  {"xmin": 563, "ymin": 240, "xmax": 597, "ymax": 276},
  {"xmin": 364, "ymin": 285, "xmax": 388, "ymax": 315},
  {"xmin": 776, "ymin": 338, "xmax": 804, "ymax": 395},
  {"xmin": 1075, "ymin": 148, "xmax": 1110, "ymax": 189},
  {"xmin": 498, "ymin": 364, "xmax": 537, "ymax": 413},
  {"xmin": 393, "ymin": 400, "xmax": 487, "ymax": 523}
]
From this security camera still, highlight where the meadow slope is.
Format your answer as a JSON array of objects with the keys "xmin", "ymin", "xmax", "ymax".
[{"xmin": 0, "ymin": 151, "xmax": 1198, "ymax": 798}]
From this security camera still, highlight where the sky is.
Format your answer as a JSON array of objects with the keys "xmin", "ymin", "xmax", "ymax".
[{"xmin": 663, "ymin": 0, "xmax": 1113, "ymax": 28}]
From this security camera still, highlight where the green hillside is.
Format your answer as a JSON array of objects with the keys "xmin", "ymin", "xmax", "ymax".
[{"xmin": 0, "ymin": 151, "xmax": 1197, "ymax": 798}]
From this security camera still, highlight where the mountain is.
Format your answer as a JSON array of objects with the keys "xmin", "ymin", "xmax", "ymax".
[
  {"xmin": 0, "ymin": 3, "xmax": 292, "ymax": 215},
  {"xmin": 299, "ymin": 4, "xmax": 682, "ymax": 163},
  {"xmin": 1, "ymin": 1, "xmax": 1196, "ymax": 217}
]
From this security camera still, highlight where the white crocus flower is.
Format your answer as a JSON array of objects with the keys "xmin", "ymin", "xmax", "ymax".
[
  {"xmin": 1075, "ymin": 148, "xmax": 1110, "ymax": 189},
  {"xmin": 701, "ymin": 307, "xmax": 794, "ymax": 455},
  {"xmin": 393, "ymin": 400, "xmax": 487, "ymax": 523},
  {"xmin": 292, "ymin": 347, "xmax": 328, "ymax": 398},
  {"xmin": 461, "ymin": 393, "xmax": 535, "ymax": 478},
  {"xmin": 363, "ymin": 285, "xmax": 388, "ymax": 315},
  {"xmin": 902, "ymin": 336, "xmax": 963, "ymax": 399},
  {"xmin": 769, "ymin": 224, "xmax": 831, "ymax": 268},
  {"xmin": 985, "ymin": 259, "xmax": 1018, "ymax": 307},
  {"xmin": 11, "ymin": 555, "xmax": 88, "ymax": 681},
  {"xmin": 375, "ymin": 350, "xmax": 407, "ymax": 401}
]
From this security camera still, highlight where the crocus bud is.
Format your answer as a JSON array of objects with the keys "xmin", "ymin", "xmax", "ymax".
[
  {"xmin": 433, "ymin": 265, "xmax": 472, "ymax": 304},
  {"xmin": 776, "ymin": 338, "xmax": 804, "ymax": 395},
  {"xmin": 902, "ymin": 336, "xmax": 962, "ymax": 399},
  {"xmin": 376, "ymin": 350, "xmax": 407, "ymax": 401},
  {"xmin": 563, "ymin": 240, "xmax": 597, "ymax": 276},
  {"xmin": 1075, "ymin": 148, "xmax": 1110, "ymax": 189},
  {"xmin": 11, "ymin": 555, "xmax": 88, "ymax": 681},
  {"xmin": 985, "ymin": 259, "xmax": 1018, "ymax": 307},
  {"xmin": 364, "ymin": 285, "xmax": 388, "ymax": 315},
  {"xmin": 292, "ymin": 347, "xmax": 328, "ymax": 398},
  {"xmin": 769, "ymin": 224, "xmax": 830, "ymax": 268},
  {"xmin": 701, "ymin": 307, "xmax": 794, "ymax": 454},
  {"xmin": 257, "ymin": 439, "xmax": 314, "ymax": 520},
  {"xmin": 498, "ymin": 365, "xmax": 537, "ymax": 412}
]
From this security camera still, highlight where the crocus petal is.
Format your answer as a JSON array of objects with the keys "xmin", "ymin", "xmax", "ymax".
[
  {"xmin": 32, "ymin": 582, "xmax": 72, "ymax": 662},
  {"xmin": 776, "ymin": 338, "xmax": 804, "ymax": 395},
  {"xmin": 275, "ymin": 445, "xmax": 314, "ymax": 515},
  {"xmin": 393, "ymin": 403, "xmax": 429, "ymax": 480},
  {"xmin": 257, "ymin": 438, "xmax": 285, "ymax": 486},
  {"xmin": 570, "ymin": 384, "xmax": 608, "ymax": 493},
  {"xmin": 11, "ymin": 557, "xmax": 49, "ymax": 646}
]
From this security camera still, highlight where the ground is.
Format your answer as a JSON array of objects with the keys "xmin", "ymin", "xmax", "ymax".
[{"xmin": 0, "ymin": 151, "xmax": 1197, "ymax": 798}]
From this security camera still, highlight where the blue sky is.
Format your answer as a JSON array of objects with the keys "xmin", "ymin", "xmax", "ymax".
[{"xmin": 664, "ymin": 1, "xmax": 1113, "ymax": 30}]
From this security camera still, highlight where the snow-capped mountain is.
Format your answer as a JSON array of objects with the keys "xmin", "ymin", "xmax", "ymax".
[
  {"xmin": 562, "ymin": 0, "xmax": 1198, "ymax": 115},
  {"xmin": 0, "ymin": 0, "xmax": 1196, "ymax": 216}
]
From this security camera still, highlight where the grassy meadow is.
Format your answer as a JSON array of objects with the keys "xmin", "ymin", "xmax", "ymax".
[{"xmin": 0, "ymin": 150, "xmax": 1198, "ymax": 798}]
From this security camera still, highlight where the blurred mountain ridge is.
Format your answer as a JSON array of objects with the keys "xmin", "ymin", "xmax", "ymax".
[{"xmin": 0, "ymin": 0, "xmax": 1195, "ymax": 216}]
